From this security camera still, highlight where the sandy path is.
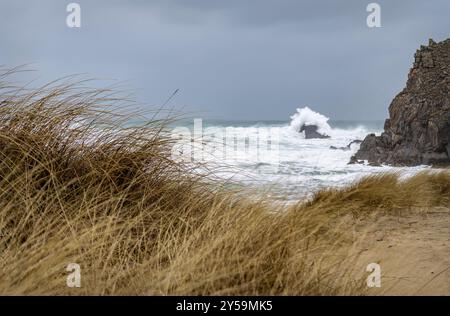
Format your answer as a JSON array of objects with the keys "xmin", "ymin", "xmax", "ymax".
[{"xmin": 352, "ymin": 208, "xmax": 450, "ymax": 295}]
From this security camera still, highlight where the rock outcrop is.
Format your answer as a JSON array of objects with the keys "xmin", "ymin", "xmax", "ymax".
[
  {"xmin": 300, "ymin": 124, "xmax": 330, "ymax": 139},
  {"xmin": 351, "ymin": 38, "xmax": 450, "ymax": 166},
  {"xmin": 331, "ymin": 140, "xmax": 362, "ymax": 151}
]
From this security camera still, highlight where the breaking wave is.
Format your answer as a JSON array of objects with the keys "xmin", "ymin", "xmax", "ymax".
[{"xmin": 290, "ymin": 106, "xmax": 332, "ymax": 136}]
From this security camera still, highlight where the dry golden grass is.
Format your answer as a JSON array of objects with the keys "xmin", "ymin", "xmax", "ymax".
[{"xmin": 0, "ymin": 69, "xmax": 449, "ymax": 295}]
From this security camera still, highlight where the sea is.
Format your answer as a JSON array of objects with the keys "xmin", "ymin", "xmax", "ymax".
[{"xmin": 169, "ymin": 107, "xmax": 431, "ymax": 201}]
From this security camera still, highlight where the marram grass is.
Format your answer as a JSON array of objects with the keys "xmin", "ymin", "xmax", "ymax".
[{"xmin": 0, "ymin": 70, "xmax": 448, "ymax": 295}]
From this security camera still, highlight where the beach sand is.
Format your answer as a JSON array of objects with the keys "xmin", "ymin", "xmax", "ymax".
[{"xmin": 352, "ymin": 208, "xmax": 450, "ymax": 295}]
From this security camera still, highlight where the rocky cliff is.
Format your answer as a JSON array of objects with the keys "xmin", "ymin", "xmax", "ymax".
[{"xmin": 351, "ymin": 38, "xmax": 450, "ymax": 166}]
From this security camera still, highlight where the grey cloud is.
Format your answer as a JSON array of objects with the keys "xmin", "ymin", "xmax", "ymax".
[{"xmin": 0, "ymin": 0, "xmax": 449, "ymax": 121}]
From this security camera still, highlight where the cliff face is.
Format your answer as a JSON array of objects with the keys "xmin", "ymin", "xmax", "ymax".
[{"xmin": 351, "ymin": 38, "xmax": 450, "ymax": 166}]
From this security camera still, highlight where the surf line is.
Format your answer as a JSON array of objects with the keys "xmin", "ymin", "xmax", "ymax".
[{"xmin": 176, "ymin": 300, "xmax": 210, "ymax": 314}]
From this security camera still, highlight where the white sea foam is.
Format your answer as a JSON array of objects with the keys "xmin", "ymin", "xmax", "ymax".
[
  {"xmin": 200, "ymin": 108, "xmax": 432, "ymax": 201},
  {"xmin": 290, "ymin": 106, "xmax": 332, "ymax": 136}
]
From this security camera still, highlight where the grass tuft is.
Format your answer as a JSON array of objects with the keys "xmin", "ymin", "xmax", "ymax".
[{"xmin": 0, "ymin": 69, "xmax": 448, "ymax": 295}]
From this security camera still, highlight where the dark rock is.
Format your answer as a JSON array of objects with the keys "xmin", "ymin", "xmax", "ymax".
[
  {"xmin": 348, "ymin": 139, "xmax": 362, "ymax": 147},
  {"xmin": 348, "ymin": 156, "xmax": 364, "ymax": 164},
  {"xmin": 300, "ymin": 124, "xmax": 330, "ymax": 139},
  {"xmin": 330, "ymin": 139, "xmax": 362, "ymax": 151},
  {"xmin": 351, "ymin": 38, "xmax": 450, "ymax": 166}
]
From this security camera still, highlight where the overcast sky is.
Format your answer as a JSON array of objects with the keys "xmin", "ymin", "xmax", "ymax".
[{"xmin": 1, "ymin": 0, "xmax": 449, "ymax": 121}]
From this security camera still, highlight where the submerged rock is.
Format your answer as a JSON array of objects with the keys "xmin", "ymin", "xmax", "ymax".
[
  {"xmin": 300, "ymin": 124, "xmax": 330, "ymax": 139},
  {"xmin": 330, "ymin": 139, "xmax": 362, "ymax": 151},
  {"xmin": 351, "ymin": 38, "xmax": 450, "ymax": 166}
]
